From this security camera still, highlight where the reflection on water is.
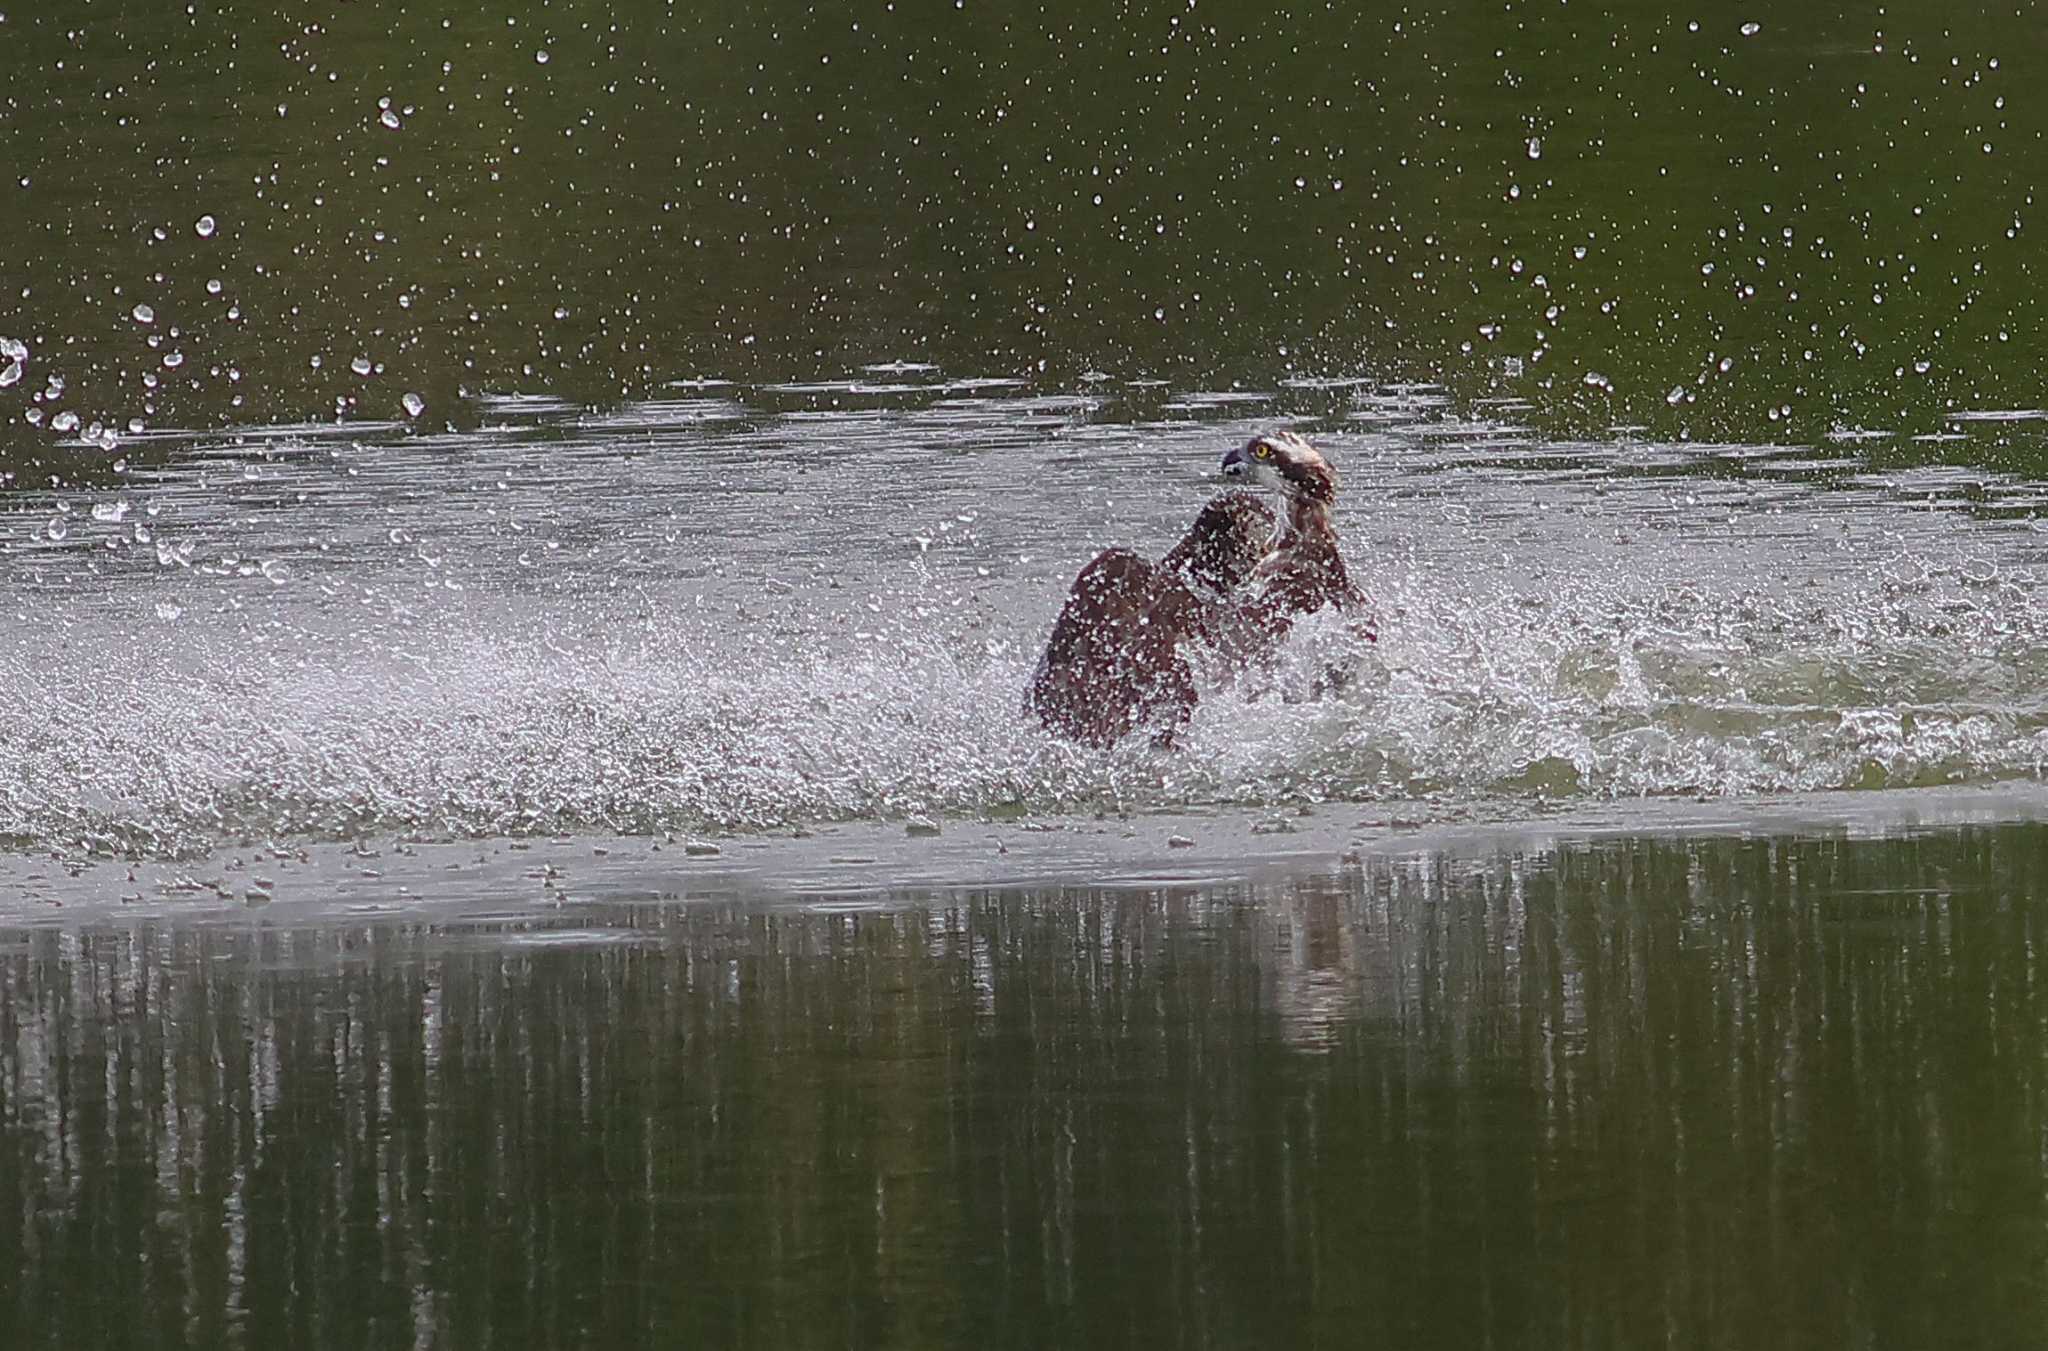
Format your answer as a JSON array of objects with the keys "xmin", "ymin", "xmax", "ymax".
[{"xmin": 5, "ymin": 824, "xmax": 2046, "ymax": 1348}]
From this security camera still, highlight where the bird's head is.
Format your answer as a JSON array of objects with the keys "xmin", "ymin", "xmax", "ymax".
[{"xmin": 1218, "ymin": 431, "xmax": 1337, "ymax": 506}]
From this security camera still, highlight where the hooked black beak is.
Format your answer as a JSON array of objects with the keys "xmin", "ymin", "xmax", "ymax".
[{"xmin": 1218, "ymin": 444, "xmax": 1249, "ymax": 478}]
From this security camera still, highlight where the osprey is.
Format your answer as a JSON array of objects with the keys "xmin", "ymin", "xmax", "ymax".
[{"xmin": 1029, "ymin": 431, "xmax": 1376, "ymax": 747}]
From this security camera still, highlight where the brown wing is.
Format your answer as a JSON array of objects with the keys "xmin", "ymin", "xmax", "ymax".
[
  {"xmin": 1028, "ymin": 549, "xmax": 1200, "ymax": 746},
  {"xmin": 1159, "ymin": 492, "xmax": 1276, "ymax": 592},
  {"xmin": 1199, "ymin": 540, "xmax": 1377, "ymax": 677}
]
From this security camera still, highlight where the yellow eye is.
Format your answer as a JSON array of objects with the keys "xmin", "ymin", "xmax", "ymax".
[{"xmin": 1252, "ymin": 443, "xmax": 1272, "ymax": 460}]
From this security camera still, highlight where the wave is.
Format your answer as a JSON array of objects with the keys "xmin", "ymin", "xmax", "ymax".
[{"xmin": 3, "ymin": 545, "xmax": 2044, "ymax": 860}]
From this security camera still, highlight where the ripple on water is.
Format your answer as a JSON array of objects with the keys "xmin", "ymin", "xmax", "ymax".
[{"xmin": 6, "ymin": 384, "xmax": 2048, "ymax": 859}]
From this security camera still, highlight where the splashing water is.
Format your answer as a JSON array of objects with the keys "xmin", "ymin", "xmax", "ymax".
[{"xmin": 4, "ymin": 382, "xmax": 2048, "ymax": 858}]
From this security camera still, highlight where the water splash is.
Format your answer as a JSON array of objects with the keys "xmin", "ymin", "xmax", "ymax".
[{"xmin": 6, "ymin": 386, "xmax": 2048, "ymax": 858}]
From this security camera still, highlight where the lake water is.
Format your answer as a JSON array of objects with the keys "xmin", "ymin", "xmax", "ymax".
[{"xmin": 7, "ymin": 1, "xmax": 2048, "ymax": 1346}]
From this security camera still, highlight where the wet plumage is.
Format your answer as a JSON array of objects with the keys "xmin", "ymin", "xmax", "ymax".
[{"xmin": 1027, "ymin": 492, "xmax": 1274, "ymax": 746}]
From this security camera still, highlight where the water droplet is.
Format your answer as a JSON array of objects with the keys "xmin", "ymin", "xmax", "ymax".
[
  {"xmin": 1666, "ymin": 384, "xmax": 1688, "ymax": 406},
  {"xmin": 350, "ymin": 354, "xmax": 372, "ymax": 376},
  {"xmin": 91, "ymin": 500, "xmax": 129, "ymax": 523},
  {"xmin": 51, "ymin": 410, "xmax": 79, "ymax": 432},
  {"xmin": 45, "ymin": 518, "xmax": 68, "ymax": 541},
  {"xmin": 1153, "ymin": 307, "xmax": 1165, "ymax": 321},
  {"xmin": 0, "ymin": 359, "xmax": 19, "ymax": 388},
  {"xmin": 1526, "ymin": 137, "xmax": 1543, "ymax": 159},
  {"xmin": 206, "ymin": 278, "xmax": 223, "ymax": 294},
  {"xmin": 402, "ymin": 391, "xmax": 425, "ymax": 417},
  {"xmin": 194, "ymin": 215, "xmax": 216, "ymax": 238},
  {"xmin": 1740, "ymin": 21, "xmax": 1761, "ymax": 36},
  {"xmin": 163, "ymin": 351, "xmax": 184, "ymax": 369},
  {"xmin": 553, "ymin": 306, "xmax": 569, "ymax": 320},
  {"xmin": 1582, "ymin": 371, "xmax": 1612, "ymax": 392},
  {"xmin": 132, "ymin": 303, "xmax": 155, "ymax": 324},
  {"xmin": 380, "ymin": 108, "xmax": 401, "ymax": 130},
  {"xmin": 535, "ymin": 48, "xmax": 550, "ymax": 64}
]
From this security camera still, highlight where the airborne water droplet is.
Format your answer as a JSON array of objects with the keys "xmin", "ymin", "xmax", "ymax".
[
  {"xmin": 351, "ymin": 355, "xmax": 372, "ymax": 376},
  {"xmin": 51, "ymin": 410, "xmax": 79, "ymax": 432},
  {"xmin": 194, "ymin": 215, "xmax": 216, "ymax": 238},
  {"xmin": 132, "ymin": 303, "xmax": 155, "ymax": 324},
  {"xmin": 402, "ymin": 391, "xmax": 425, "ymax": 417},
  {"xmin": 1740, "ymin": 21, "xmax": 1761, "ymax": 36},
  {"xmin": 1666, "ymin": 384, "xmax": 1688, "ymax": 406},
  {"xmin": 1526, "ymin": 137, "xmax": 1542, "ymax": 159},
  {"xmin": 380, "ymin": 108, "xmax": 402, "ymax": 129}
]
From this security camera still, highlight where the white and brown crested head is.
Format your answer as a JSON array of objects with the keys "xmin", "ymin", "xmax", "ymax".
[{"xmin": 1218, "ymin": 431, "xmax": 1337, "ymax": 506}]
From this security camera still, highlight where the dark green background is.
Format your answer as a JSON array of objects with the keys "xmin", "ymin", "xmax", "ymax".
[{"xmin": 3, "ymin": 1, "xmax": 2043, "ymax": 458}]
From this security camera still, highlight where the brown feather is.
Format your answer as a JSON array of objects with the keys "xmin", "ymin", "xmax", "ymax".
[{"xmin": 1028, "ymin": 493, "xmax": 1275, "ymax": 746}]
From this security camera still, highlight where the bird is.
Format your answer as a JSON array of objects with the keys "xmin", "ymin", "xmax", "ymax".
[
  {"xmin": 1216, "ymin": 431, "xmax": 1376, "ymax": 660},
  {"xmin": 1027, "ymin": 491, "xmax": 1276, "ymax": 747}
]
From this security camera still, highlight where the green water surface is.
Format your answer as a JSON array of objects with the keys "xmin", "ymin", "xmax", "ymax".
[
  {"xmin": 3, "ymin": 0, "xmax": 2045, "ymax": 455},
  {"xmin": 4, "ymin": 823, "xmax": 2046, "ymax": 1349}
]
